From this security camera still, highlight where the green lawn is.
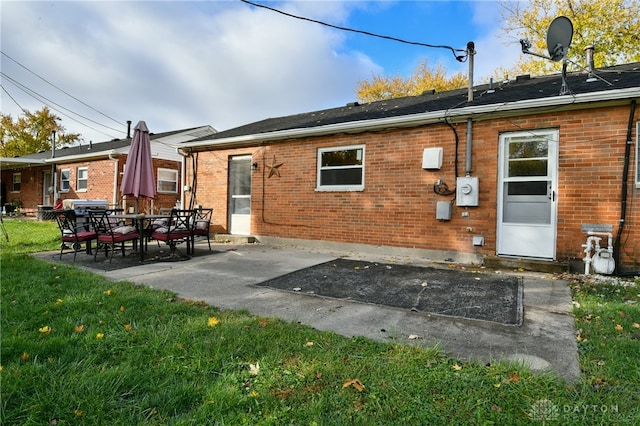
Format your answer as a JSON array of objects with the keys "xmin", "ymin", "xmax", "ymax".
[{"xmin": 1, "ymin": 218, "xmax": 638, "ymax": 425}]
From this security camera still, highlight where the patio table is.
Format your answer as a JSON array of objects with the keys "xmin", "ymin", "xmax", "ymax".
[{"xmin": 109, "ymin": 214, "xmax": 172, "ymax": 261}]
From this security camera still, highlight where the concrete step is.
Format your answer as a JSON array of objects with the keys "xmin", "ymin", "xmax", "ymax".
[
  {"xmin": 483, "ymin": 256, "xmax": 570, "ymax": 274},
  {"xmin": 213, "ymin": 234, "xmax": 256, "ymax": 244}
]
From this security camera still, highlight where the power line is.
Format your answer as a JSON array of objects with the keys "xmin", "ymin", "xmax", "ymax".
[
  {"xmin": 1, "ymin": 72, "xmax": 122, "ymax": 140},
  {"xmin": 1, "ymin": 51, "xmax": 124, "ymax": 126},
  {"xmin": 0, "ymin": 84, "xmax": 26, "ymax": 112},
  {"xmin": 239, "ymin": 0, "xmax": 467, "ymax": 62}
]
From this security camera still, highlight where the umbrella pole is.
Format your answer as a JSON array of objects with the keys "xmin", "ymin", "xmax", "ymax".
[{"xmin": 136, "ymin": 198, "xmax": 144, "ymax": 262}]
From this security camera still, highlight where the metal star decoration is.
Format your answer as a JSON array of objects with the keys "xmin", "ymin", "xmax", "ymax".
[{"xmin": 266, "ymin": 155, "xmax": 284, "ymax": 178}]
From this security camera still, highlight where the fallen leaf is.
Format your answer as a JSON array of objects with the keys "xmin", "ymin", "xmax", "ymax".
[
  {"xmin": 74, "ymin": 324, "xmax": 84, "ymax": 332},
  {"xmin": 408, "ymin": 334, "xmax": 421, "ymax": 340},
  {"xmin": 305, "ymin": 341, "xmax": 314, "ymax": 347},
  {"xmin": 208, "ymin": 317, "xmax": 220, "ymax": 327},
  {"xmin": 120, "ymin": 305, "xmax": 125, "ymax": 312},
  {"xmin": 55, "ymin": 299, "xmax": 63, "ymax": 305},
  {"xmin": 452, "ymin": 363, "xmax": 462, "ymax": 371},
  {"xmin": 342, "ymin": 378, "xmax": 365, "ymax": 392},
  {"xmin": 632, "ymin": 323, "xmax": 640, "ymax": 329},
  {"xmin": 39, "ymin": 326, "xmax": 52, "ymax": 335},
  {"xmin": 124, "ymin": 324, "xmax": 132, "ymax": 331},
  {"xmin": 258, "ymin": 319, "xmax": 268, "ymax": 327},
  {"xmin": 316, "ymin": 372, "xmax": 322, "ymax": 379},
  {"xmin": 509, "ymin": 372, "xmax": 520, "ymax": 383},
  {"xmin": 491, "ymin": 404, "xmax": 502, "ymax": 412},
  {"xmin": 21, "ymin": 352, "xmax": 29, "ymax": 361},
  {"xmin": 104, "ymin": 289, "xmax": 112, "ymax": 296},
  {"xmin": 615, "ymin": 324, "xmax": 624, "ymax": 332},
  {"xmin": 96, "ymin": 333, "xmax": 104, "ymax": 339},
  {"xmin": 249, "ymin": 362, "xmax": 260, "ymax": 376}
]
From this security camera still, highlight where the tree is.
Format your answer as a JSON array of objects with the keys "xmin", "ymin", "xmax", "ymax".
[
  {"xmin": 499, "ymin": 0, "xmax": 640, "ymax": 77},
  {"xmin": 0, "ymin": 107, "xmax": 80, "ymax": 157},
  {"xmin": 356, "ymin": 60, "xmax": 467, "ymax": 103}
]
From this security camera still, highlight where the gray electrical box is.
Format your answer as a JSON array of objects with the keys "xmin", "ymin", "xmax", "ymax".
[
  {"xmin": 456, "ymin": 176, "xmax": 479, "ymax": 207},
  {"xmin": 436, "ymin": 201, "xmax": 452, "ymax": 220}
]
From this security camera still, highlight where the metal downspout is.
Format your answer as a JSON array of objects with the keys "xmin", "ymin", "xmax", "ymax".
[
  {"xmin": 177, "ymin": 147, "xmax": 190, "ymax": 211},
  {"xmin": 108, "ymin": 153, "xmax": 119, "ymax": 207},
  {"xmin": 613, "ymin": 99, "xmax": 637, "ymax": 275}
]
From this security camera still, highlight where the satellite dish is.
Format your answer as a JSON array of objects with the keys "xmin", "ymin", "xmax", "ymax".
[{"xmin": 546, "ymin": 16, "xmax": 573, "ymax": 61}]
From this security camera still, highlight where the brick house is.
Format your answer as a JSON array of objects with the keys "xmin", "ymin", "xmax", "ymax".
[
  {"xmin": 178, "ymin": 62, "xmax": 639, "ymax": 274},
  {"xmin": 0, "ymin": 126, "xmax": 215, "ymax": 216}
]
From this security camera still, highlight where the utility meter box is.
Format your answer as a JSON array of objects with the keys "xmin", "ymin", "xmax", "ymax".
[
  {"xmin": 422, "ymin": 147, "xmax": 443, "ymax": 169},
  {"xmin": 456, "ymin": 176, "xmax": 479, "ymax": 207},
  {"xmin": 436, "ymin": 201, "xmax": 452, "ymax": 220}
]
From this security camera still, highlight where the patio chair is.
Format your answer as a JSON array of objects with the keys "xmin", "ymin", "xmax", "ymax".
[
  {"xmin": 53, "ymin": 209, "xmax": 97, "ymax": 261},
  {"xmin": 192, "ymin": 208, "xmax": 213, "ymax": 251},
  {"xmin": 150, "ymin": 209, "xmax": 194, "ymax": 260},
  {"xmin": 88, "ymin": 210, "xmax": 140, "ymax": 263}
]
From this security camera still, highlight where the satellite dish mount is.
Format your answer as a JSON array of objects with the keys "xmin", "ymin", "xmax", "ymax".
[{"xmin": 520, "ymin": 16, "xmax": 573, "ymax": 94}]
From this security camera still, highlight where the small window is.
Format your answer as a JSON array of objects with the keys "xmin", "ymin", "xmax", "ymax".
[
  {"xmin": 77, "ymin": 167, "xmax": 88, "ymax": 191},
  {"xmin": 317, "ymin": 145, "xmax": 365, "ymax": 191},
  {"xmin": 157, "ymin": 168, "xmax": 178, "ymax": 193},
  {"xmin": 60, "ymin": 169, "xmax": 70, "ymax": 192},
  {"xmin": 12, "ymin": 173, "xmax": 21, "ymax": 192}
]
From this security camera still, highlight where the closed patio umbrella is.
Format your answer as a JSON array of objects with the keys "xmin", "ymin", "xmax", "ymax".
[
  {"xmin": 120, "ymin": 120, "xmax": 156, "ymax": 260},
  {"xmin": 121, "ymin": 120, "xmax": 156, "ymax": 207}
]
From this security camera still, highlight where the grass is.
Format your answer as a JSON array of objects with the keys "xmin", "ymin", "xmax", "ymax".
[{"xmin": 1, "ymin": 218, "xmax": 639, "ymax": 425}]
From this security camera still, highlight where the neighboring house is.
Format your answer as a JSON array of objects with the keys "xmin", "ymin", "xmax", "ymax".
[
  {"xmin": 0, "ymin": 125, "xmax": 216, "ymax": 215},
  {"xmin": 178, "ymin": 62, "xmax": 640, "ymax": 274}
]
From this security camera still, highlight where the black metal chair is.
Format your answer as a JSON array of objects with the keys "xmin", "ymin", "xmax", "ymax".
[
  {"xmin": 88, "ymin": 210, "xmax": 140, "ymax": 263},
  {"xmin": 53, "ymin": 209, "xmax": 97, "ymax": 261},
  {"xmin": 150, "ymin": 209, "xmax": 194, "ymax": 260},
  {"xmin": 192, "ymin": 208, "xmax": 213, "ymax": 251}
]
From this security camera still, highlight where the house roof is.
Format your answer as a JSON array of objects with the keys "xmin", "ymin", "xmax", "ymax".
[
  {"xmin": 181, "ymin": 62, "xmax": 640, "ymax": 151},
  {"xmin": 1, "ymin": 125, "xmax": 216, "ymax": 170}
]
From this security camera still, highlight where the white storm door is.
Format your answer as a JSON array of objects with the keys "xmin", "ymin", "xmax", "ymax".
[
  {"xmin": 228, "ymin": 155, "xmax": 252, "ymax": 235},
  {"xmin": 497, "ymin": 130, "xmax": 558, "ymax": 259},
  {"xmin": 43, "ymin": 171, "xmax": 52, "ymax": 205}
]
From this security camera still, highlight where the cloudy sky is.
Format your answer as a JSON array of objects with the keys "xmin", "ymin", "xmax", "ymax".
[{"xmin": 1, "ymin": 1, "xmax": 523, "ymax": 145}]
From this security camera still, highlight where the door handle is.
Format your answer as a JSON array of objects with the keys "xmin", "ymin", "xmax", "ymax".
[{"xmin": 548, "ymin": 190, "xmax": 556, "ymax": 201}]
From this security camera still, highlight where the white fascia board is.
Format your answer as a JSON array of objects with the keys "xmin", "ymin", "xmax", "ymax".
[
  {"xmin": 0, "ymin": 158, "xmax": 47, "ymax": 169},
  {"xmin": 43, "ymin": 150, "xmax": 117, "ymax": 164},
  {"xmin": 181, "ymin": 87, "xmax": 640, "ymax": 151}
]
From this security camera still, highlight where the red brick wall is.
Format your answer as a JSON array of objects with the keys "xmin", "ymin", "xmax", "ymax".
[{"xmin": 189, "ymin": 105, "xmax": 638, "ymax": 269}]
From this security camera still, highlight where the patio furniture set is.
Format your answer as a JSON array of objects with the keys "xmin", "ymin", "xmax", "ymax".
[{"xmin": 53, "ymin": 207, "xmax": 213, "ymax": 262}]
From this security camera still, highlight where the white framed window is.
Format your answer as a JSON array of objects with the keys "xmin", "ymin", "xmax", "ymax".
[
  {"xmin": 636, "ymin": 121, "xmax": 640, "ymax": 188},
  {"xmin": 77, "ymin": 167, "xmax": 88, "ymax": 191},
  {"xmin": 316, "ymin": 145, "xmax": 365, "ymax": 191},
  {"xmin": 60, "ymin": 168, "xmax": 70, "ymax": 192},
  {"xmin": 12, "ymin": 173, "xmax": 21, "ymax": 192},
  {"xmin": 157, "ymin": 168, "xmax": 178, "ymax": 193}
]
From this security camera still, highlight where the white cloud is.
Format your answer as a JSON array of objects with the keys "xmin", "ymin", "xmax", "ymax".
[{"xmin": 1, "ymin": 1, "xmax": 377, "ymax": 143}]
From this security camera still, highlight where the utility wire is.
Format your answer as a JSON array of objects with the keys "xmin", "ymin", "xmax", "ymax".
[
  {"xmin": 240, "ymin": 0, "xmax": 467, "ymax": 62},
  {"xmin": 1, "ymin": 72, "xmax": 121, "ymax": 140},
  {"xmin": 1, "ymin": 51, "xmax": 124, "ymax": 126},
  {"xmin": 0, "ymin": 84, "xmax": 26, "ymax": 112}
]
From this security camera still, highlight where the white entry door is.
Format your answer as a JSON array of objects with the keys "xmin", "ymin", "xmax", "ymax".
[
  {"xmin": 228, "ymin": 155, "xmax": 252, "ymax": 235},
  {"xmin": 497, "ymin": 130, "xmax": 558, "ymax": 259}
]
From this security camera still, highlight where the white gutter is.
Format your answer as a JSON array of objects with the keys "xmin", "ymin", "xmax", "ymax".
[
  {"xmin": 180, "ymin": 87, "xmax": 640, "ymax": 151},
  {"xmin": 43, "ymin": 150, "xmax": 118, "ymax": 164}
]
